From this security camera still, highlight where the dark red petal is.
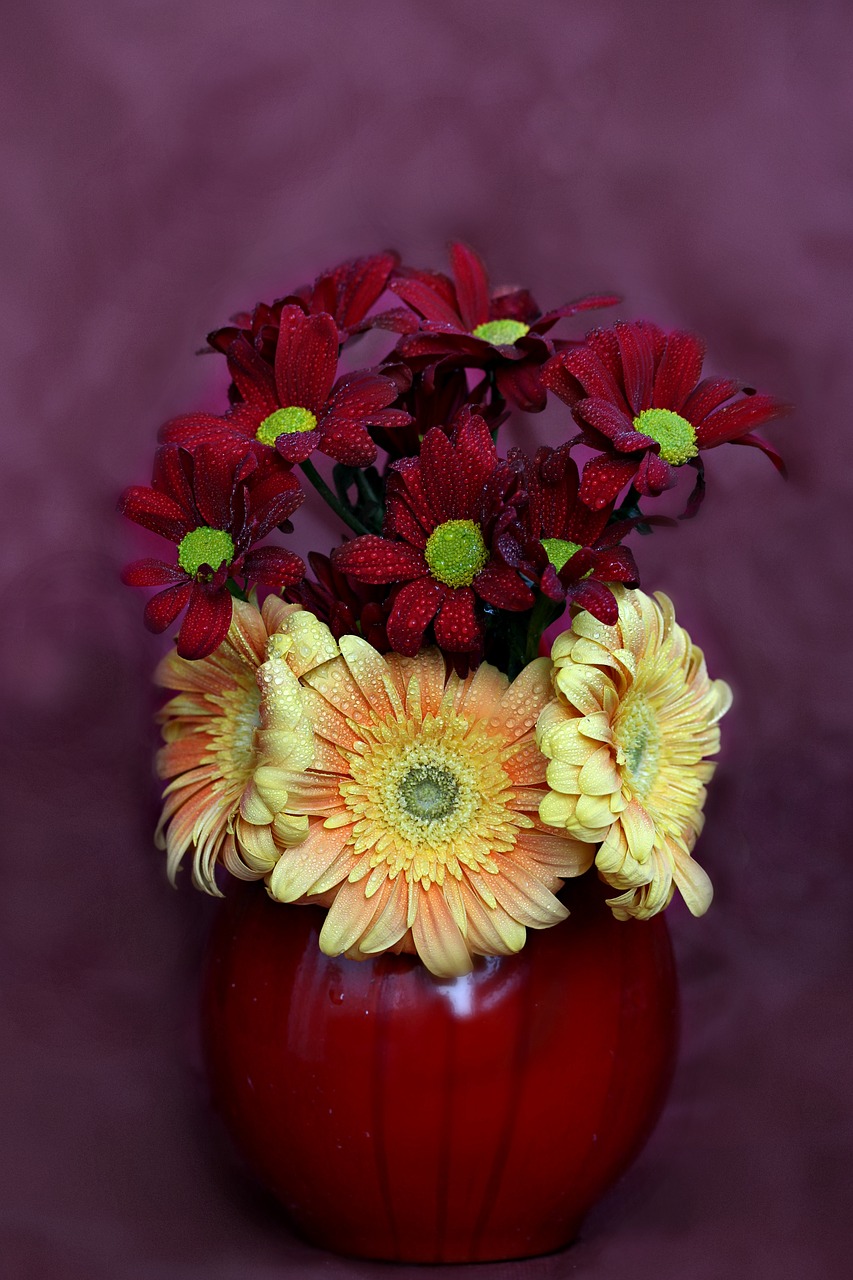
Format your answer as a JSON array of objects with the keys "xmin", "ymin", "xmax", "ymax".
[
  {"xmin": 474, "ymin": 561, "xmax": 535, "ymax": 611},
  {"xmin": 386, "ymin": 579, "xmax": 446, "ymax": 656},
  {"xmin": 327, "ymin": 369, "xmax": 399, "ymax": 417},
  {"xmin": 151, "ymin": 445, "xmax": 196, "ymax": 514},
  {"xmin": 534, "ymin": 293, "xmax": 621, "ymax": 332},
  {"xmin": 388, "ymin": 276, "xmax": 463, "ymax": 328},
  {"xmin": 579, "ymin": 456, "xmax": 640, "ymax": 509},
  {"xmin": 590, "ymin": 545, "xmax": 640, "ymax": 585},
  {"xmin": 176, "ymin": 585, "xmax": 233, "ymax": 660},
  {"xmin": 383, "ymin": 493, "xmax": 429, "ymax": 549},
  {"xmin": 553, "ymin": 345, "xmax": 627, "ymax": 407},
  {"xmin": 575, "ymin": 398, "xmax": 637, "ymax": 443},
  {"xmin": 275, "ymin": 430, "xmax": 322, "ymax": 464},
  {"xmin": 495, "ymin": 359, "xmax": 548, "ymax": 412},
  {"xmin": 143, "ymin": 581, "xmax": 192, "ymax": 633},
  {"xmin": 122, "ymin": 559, "xmax": 187, "ymax": 588},
  {"xmin": 225, "ymin": 337, "xmax": 279, "ymax": 410},
  {"xmin": 243, "ymin": 545, "xmax": 305, "ymax": 586},
  {"xmin": 274, "ymin": 305, "xmax": 339, "ymax": 413},
  {"xmin": 159, "ymin": 413, "xmax": 250, "ymax": 448},
  {"xmin": 418, "ymin": 427, "xmax": 458, "ymax": 521},
  {"xmin": 448, "ymin": 242, "xmax": 490, "ymax": 331},
  {"xmin": 539, "ymin": 564, "xmax": 567, "ymax": 601},
  {"xmin": 615, "ymin": 322, "xmax": 656, "ymax": 414},
  {"xmin": 652, "ymin": 331, "xmax": 706, "ymax": 411},
  {"xmin": 696, "ymin": 396, "xmax": 791, "ymax": 447},
  {"xmin": 680, "ymin": 376, "xmax": 739, "ymax": 423},
  {"xmin": 353, "ymin": 306, "xmax": 420, "ymax": 334},
  {"xmin": 569, "ymin": 579, "xmax": 619, "ymax": 625},
  {"xmin": 335, "ymin": 252, "xmax": 397, "ymax": 326},
  {"xmin": 433, "ymin": 586, "xmax": 483, "ymax": 652},
  {"xmin": 318, "ymin": 420, "xmax": 378, "ymax": 467},
  {"xmin": 192, "ymin": 445, "xmax": 249, "ymax": 529},
  {"xmin": 332, "ymin": 536, "xmax": 426, "ymax": 584},
  {"xmin": 118, "ymin": 486, "xmax": 191, "ymax": 542},
  {"xmin": 729, "ymin": 430, "xmax": 788, "ymax": 476},
  {"xmin": 634, "ymin": 450, "xmax": 677, "ymax": 495},
  {"xmin": 450, "ymin": 411, "xmax": 499, "ymax": 513}
]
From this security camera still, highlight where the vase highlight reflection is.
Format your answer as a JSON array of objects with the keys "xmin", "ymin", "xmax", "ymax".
[{"xmin": 202, "ymin": 873, "xmax": 678, "ymax": 1264}]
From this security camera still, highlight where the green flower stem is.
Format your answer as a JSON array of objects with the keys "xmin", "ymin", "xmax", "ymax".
[
  {"xmin": 525, "ymin": 591, "xmax": 563, "ymax": 665},
  {"xmin": 300, "ymin": 459, "xmax": 372, "ymax": 537}
]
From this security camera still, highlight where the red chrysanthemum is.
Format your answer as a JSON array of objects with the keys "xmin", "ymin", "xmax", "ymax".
[
  {"xmin": 543, "ymin": 320, "xmax": 790, "ymax": 510},
  {"xmin": 285, "ymin": 550, "xmax": 392, "ymax": 652},
  {"xmin": 119, "ymin": 443, "xmax": 305, "ymax": 659},
  {"xmin": 389, "ymin": 242, "xmax": 619, "ymax": 411},
  {"xmin": 499, "ymin": 446, "xmax": 640, "ymax": 624},
  {"xmin": 207, "ymin": 251, "xmax": 415, "ymax": 356},
  {"xmin": 331, "ymin": 411, "xmax": 534, "ymax": 657},
  {"xmin": 161, "ymin": 304, "xmax": 412, "ymax": 469}
]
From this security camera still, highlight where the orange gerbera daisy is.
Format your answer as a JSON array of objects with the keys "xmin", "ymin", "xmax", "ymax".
[
  {"xmin": 537, "ymin": 587, "xmax": 732, "ymax": 920},
  {"xmin": 155, "ymin": 596, "xmax": 338, "ymax": 893},
  {"xmin": 266, "ymin": 639, "xmax": 592, "ymax": 977}
]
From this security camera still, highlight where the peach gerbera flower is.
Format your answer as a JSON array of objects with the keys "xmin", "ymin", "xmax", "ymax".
[
  {"xmin": 155, "ymin": 596, "xmax": 339, "ymax": 893},
  {"xmin": 267, "ymin": 639, "xmax": 592, "ymax": 977},
  {"xmin": 537, "ymin": 587, "xmax": 732, "ymax": 920}
]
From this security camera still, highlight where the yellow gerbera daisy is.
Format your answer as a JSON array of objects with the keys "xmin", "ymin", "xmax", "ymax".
[
  {"xmin": 267, "ymin": 639, "xmax": 593, "ymax": 977},
  {"xmin": 155, "ymin": 597, "xmax": 339, "ymax": 893},
  {"xmin": 537, "ymin": 587, "xmax": 732, "ymax": 920}
]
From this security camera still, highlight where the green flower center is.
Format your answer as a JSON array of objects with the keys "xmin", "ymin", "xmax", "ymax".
[
  {"xmin": 541, "ymin": 537, "xmax": 583, "ymax": 573},
  {"xmin": 256, "ymin": 406, "xmax": 318, "ymax": 446},
  {"xmin": 398, "ymin": 763, "xmax": 460, "ymax": 823},
  {"xmin": 177, "ymin": 527, "xmax": 235, "ymax": 577},
  {"xmin": 424, "ymin": 519, "xmax": 489, "ymax": 588},
  {"xmin": 614, "ymin": 693, "xmax": 661, "ymax": 799},
  {"xmin": 471, "ymin": 319, "xmax": 530, "ymax": 346},
  {"xmin": 633, "ymin": 408, "xmax": 698, "ymax": 466}
]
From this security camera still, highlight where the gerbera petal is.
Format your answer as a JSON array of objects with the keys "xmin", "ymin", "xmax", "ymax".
[
  {"xmin": 410, "ymin": 886, "xmax": 473, "ymax": 977},
  {"xmin": 122, "ymin": 559, "xmax": 188, "ymax": 588},
  {"xmin": 474, "ymin": 561, "xmax": 535, "ymax": 611}
]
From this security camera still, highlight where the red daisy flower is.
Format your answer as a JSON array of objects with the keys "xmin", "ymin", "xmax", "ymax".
[
  {"xmin": 330, "ymin": 411, "xmax": 534, "ymax": 657},
  {"xmin": 389, "ymin": 241, "xmax": 619, "ymax": 411},
  {"xmin": 161, "ymin": 304, "xmax": 412, "ymax": 469},
  {"xmin": 500, "ymin": 446, "xmax": 640, "ymax": 624},
  {"xmin": 119, "ymin": 443, "xmax": 305, "ymax": 660},
  {"xmin": 543, "ymin": 320, "xmax": 790, "ymax": 510},
  {"xmin": 207, "ymin": 251, "xmax": 414, "ymax": 358},
  {"xmin": 285, "ymin": 551, "xmax": 392, "ymax": 652}
]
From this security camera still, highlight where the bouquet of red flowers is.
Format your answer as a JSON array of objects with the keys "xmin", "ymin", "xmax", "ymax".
[{"xmin": 120, "ymin": 243, "xmax": 786, "ymax": 978}]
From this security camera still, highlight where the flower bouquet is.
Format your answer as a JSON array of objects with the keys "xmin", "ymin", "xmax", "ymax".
[{"xmin": 120, "ymin": 244, "xmax": 787, "ymax": 1263}]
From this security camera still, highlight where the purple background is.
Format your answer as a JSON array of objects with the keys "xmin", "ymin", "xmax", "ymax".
[{"xmin": 2, "ymin": 1, "xmax": 852, "ymax": 1276}]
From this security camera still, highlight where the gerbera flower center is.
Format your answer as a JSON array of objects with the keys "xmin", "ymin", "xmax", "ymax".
[
  {"xmin": 633, "ymin": 408, "xmax": 698, "ymax": 466},
  {"xmin": 613, "ymin": 692, "xmax": 661, "ymax": 799},
  {"xmin": 541, "ymin": 537, "xmax": 583, "ymax": 573},
  {"xmin": 424, "ymin": 519, "xmax": 489, "ymax": 588},
  {"xmin": 397, "ymin": 761, "xmax": 461, "ymax": 823},
  {"xmin": 256, "ymin": 406, "xmax": 318, "ymax": 446},
  {"xmin": 177, "ymin": 527, "xmax": 235, "ymax": 577},
  {"xmin": 471, "ymin": 318, "xmax": 530, "ymax": 346}
]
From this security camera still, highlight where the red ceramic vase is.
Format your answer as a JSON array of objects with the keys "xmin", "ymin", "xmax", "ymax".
[{"xmin": 201, "ymin": 873, "xmax": 678, "ymax": 1264}]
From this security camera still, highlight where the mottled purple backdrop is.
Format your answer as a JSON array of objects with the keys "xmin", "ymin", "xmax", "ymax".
[{"xmin": 2, "ymin": 1, "xmax": 852, "ymax": 1277}]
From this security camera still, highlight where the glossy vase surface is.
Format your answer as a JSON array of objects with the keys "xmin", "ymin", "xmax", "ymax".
[{"xmin": 201, "ymin": 874, "xmax": 678, "ymax": 1263}]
